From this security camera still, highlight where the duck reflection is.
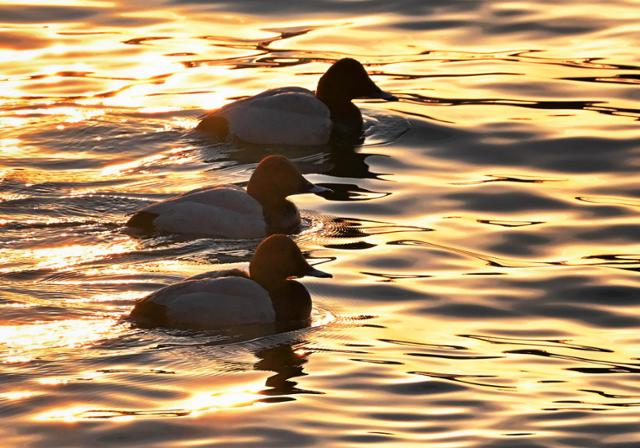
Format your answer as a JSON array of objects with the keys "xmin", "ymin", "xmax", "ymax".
[
  {"xmin": 322, "ymin": 144, "xmax": 383, "ymax": 179},
  {"xmin": 193, "ymin": 135, "xmax": 383, "ymax": 180},
  {"xmin": 36, "ymin": 342, "xmax": 322, "ymax": 422},
  {"xmin": 255, "ymin": 343, "xmax": 322, "ymax": 401},
  {"xmin": 192, "ymin": 135, "xmax": 390, "ymax": 204}
]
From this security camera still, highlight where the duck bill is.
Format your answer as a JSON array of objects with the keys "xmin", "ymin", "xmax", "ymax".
[
  {"xmin": 309, "ymin": 184, "xmax": 332, "ymax": 195},
  {"xmin": 366, "ymin": 86, "xmax": 398, "ymax": 101},
  {"xmin": 304, "ymin": 266, "xmax": 333, "ymax": 278},
  {"xmin": 358, "ymin": 76, "xmax": 398, "ymax": 101},
  {"xmin": 301, "ymin": 179, "xmax": 333, "ymax": 195},
  {"xmin": 375, "ymin": 89, "xmax": 398, "ymax": 101}
]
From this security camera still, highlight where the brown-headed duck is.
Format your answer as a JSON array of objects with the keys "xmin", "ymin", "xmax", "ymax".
[
  {"xmin": 128, "ymin": 234, "xmax": 331, "ymax": 329},
  {"xmin": 126, "ymin": 155, "xmax": 330, "ymax": 238},
  {"xmin": 197, "ymin": 58, "xmax": 397, "ymax": 145}
]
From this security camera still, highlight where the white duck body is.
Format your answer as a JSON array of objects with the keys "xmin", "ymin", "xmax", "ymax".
[
  {"xmin": 142, "ymin": 275, "xmax": 275, "ymax": 329},
  {"xmin": 128, "ymin": 235, "xmax": 332, "ymax": 330},
  {"xmin": 139, "ymin": 186, "xmax": 266, "ymax": 238},
  {"xmin": 214, "ymin": 87, "xmax": 332, "ymax": 145}
]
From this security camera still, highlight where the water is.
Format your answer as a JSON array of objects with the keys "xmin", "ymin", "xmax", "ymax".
[{"xmin": 1, "ymin": 1, "xmax": 639, "ymax": 446}]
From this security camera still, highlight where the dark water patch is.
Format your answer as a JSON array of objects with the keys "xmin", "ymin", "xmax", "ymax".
[
  {"xmin": 379, "ymin": 338, "xmax": 468, "ymax": 351},
  {"xmin": 506, "ymin": 349, "xmax": 640, "ymax": 374},
  {"xmin": 461, "ymin": 334, "xmax": 613, "ymax": 353},
  {"xmin": 405, "ymin": 352, "xmax": 502, "ymax": 360},
  {"xmin": 258, "ymin": 396, "xmax": 296, "ymax": 404},
  {"xmin": 374, "ymin": 70, "xmax": 520, "ymax": 81},
  {"xmin": 577, "ymin": 253, "xmax": 640, "ymax": 271},
  {"xmin": 487, "ymin": 19, "xmax": 602, "ymax": 37},
  {"xmin": 0, "ymin": 219, "xmax": 113, "ymax": 232},
  {"xmin": 576, "ymin": 195, "xmax": 640, "ymax": 209},
  {"xmin": 489, "ymin": 232, "xmax": 552, "ymax": 256},
  {"xmin": 324, "ymin": 241, "xmax": 376, "ymax": 250},
  {"xmin": 368, "ymin": 411, "xmax": 433, "ymax": 422},
  {"xmin": 318, "ymin": 282, "xmax": 427, "ymax": 302},
  {"xmin": 388, "ymin": 239, "xmax": 551, "ymax": 268},
  {"xmin": 28, "ymin": 420, "xmax": 210, "ymax": 448},
  {"xmin": 0, "ymin": 157, "xmax": 104, "ymax": 170},
  {"xmin": 524, "ymin": 304, "xmax": 640, "ymax": 328},
  {"xmin": 577, "ymin": 225, "xmax": 640, "ymax": 242},
  {"xmin": 568, "ymin": 367, "xmax": 640, "ymax": 374},
  {"xmin": 453, "ymin": 174, "xmax": 564, "ymax": 186},
  {"xmin": 172, "ymin": 0, "xmax": 483, "ymax": 16},
  {"xmin": 551, "ymin": 399, "xmax": 640, "ymax": 409},
  {"xmin": 545, "ymin": 285, "xmax": 640, "ymax": 306},
  {"xmin": 580, "ymin": 389, "xmax": 640, "ymax": 399},
  {"xmin": 405, "ymin": 119, "xmax": 640, "ymax": 172},
  {"xmin": 392, "ymin": 19, "xmax": 474, "ymax": 32},
  {"xmin": 410, "ymin": 371, "xmax": 515, "ymax": 391},
  {"xmin": 479, "ymin": 440, "xmax": 548, "ymax": 448},
  {"xmin": 402, "ymin": 92, "xmax": 640, "ymax": 123},
  {"xmin": 577, "ymin": 204, "xmax": 633, "ymax": 219},
  {"xmin": 383, "ymin": 379, "xmax": 466, "ymax": 396},
  {"xmin": 337, "ymin": 433, "xmax": 394, "ymax": 443},
  {"xmin": 360, "ymin": 271, "xmax": 432, "ymax": 281},
  {"xmin": 421, "ymin": 303, "xmax": 517, "ymax": 318},
  {"xmin": 477, "ymin": 219, "xmax": 545, "ymax": 228},
  {"xmin": 93, "ymin": 15, "xmax": 170, "ymax": 27},
  {"xmin": 359, "ymin": 255, "xmax": 415, "ymax": 269},
  {"xmin": 14, "ymin": 194, "xmax": 142, "ymax": 218},
  {"xmin": 350, "ymin": 358, "xmax": 404, "ymax": 366},
  {"xmin": 393, "ymin": 14, "xmax": 613, "ymax": 38},
  {"xmin": 446, "ymin": 190, "xmax": 568, "ymax": 212},
  {"xmin": 564, "ymin": 74, "xmax": 640, "ymax": 87},
  {"xmin": 0, "ymin": 6, "xmax": 100, "ymax": 23}
]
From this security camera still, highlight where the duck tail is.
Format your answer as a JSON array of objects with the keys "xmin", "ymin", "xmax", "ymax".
[
  {"xmin": 196, "ymin": 114, "xmax": 229, "ymax": 139},
  {"xmin": 126, "ymin": 211, "xmax": 158, "ymax": 232}
]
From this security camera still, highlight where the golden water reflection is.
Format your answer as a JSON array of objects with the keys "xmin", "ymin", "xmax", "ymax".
[
  {"xmin": 35, "ymin": 387, "xmax": 265, "ymax": 423},
  {"xmin": 1, "ymin": 0, "xmax": 640, "ymax": 446},
  {"xmin": 0, "ymin": 318, "xmax": 120, "ymax": 364}
]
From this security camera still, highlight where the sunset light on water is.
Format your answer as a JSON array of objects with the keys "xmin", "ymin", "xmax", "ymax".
[{"xmin": 1, "ymin": 1, "xmax": 639, "ymax": 446}]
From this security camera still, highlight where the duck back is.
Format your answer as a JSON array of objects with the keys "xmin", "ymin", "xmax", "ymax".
[
  {"xmin": 135, "ymin": 186, "xmax": 266, "ymax": 238},
  {"xmin": 211, "ymin": 87, "xmax": 332, "ymax": 145},
  {"xmin": 133, "ymin": 276, "xmax": 275, "ymax": 329}
]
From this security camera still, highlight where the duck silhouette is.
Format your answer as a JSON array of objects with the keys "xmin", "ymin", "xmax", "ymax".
[
  {"xmin": 128, "ymin": 234, "xmax": 331, "ymax": 330},
  {"xmin": 197, "ymin": 58, "xmax": 397, "ymax": 145}
]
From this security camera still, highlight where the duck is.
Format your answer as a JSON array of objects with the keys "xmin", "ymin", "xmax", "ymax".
[
  {"xmin": 128, "ymin": 234, "xmax": 332, "ymax": 330},
  {"xmin": 125, "ymin": 155, "xmax": 331, "ymax": 238},
  {"xmin": 196, "ymin": 58, "xmax": 398, "ymax": 145}
]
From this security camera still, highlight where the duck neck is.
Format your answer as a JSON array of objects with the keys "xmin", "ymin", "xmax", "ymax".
[
  {"xmin": 318, "ymin": 95, "xmax": 357, "ymax": 119},
  {"xmin": 255, "ymin": 278, "xmax": 312, "ymax": 323},
  {"xmin": 248, "ymin": 191, "xmax": 300, "ymax": 233},
  {"xmin": 247, "ymin": 183, "xmax": 279, "ymax": 208},
  {"xmin": 317, "ymin": 95, "xmax": 363, "ymax": 142},
  {"xmin": 252, "ymin": 270, "xmax": 280, "ymax": 292}
]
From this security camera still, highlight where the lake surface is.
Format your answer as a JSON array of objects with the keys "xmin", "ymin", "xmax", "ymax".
[{"xmin": 1, "ymin": 1, "xmax": 639, "ymax": 446}]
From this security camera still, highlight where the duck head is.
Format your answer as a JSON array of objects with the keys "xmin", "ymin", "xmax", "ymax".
[
  {"xmin": 316, "ymin": 58, "xmax": 397, "ymax": 105},
  {"xmin": 247, "ymin": 155, "xmax": 331, "ymax": 205},
  {"xmin": 249, "ymin": 234, "xmax": 332, "ymax": 289}
]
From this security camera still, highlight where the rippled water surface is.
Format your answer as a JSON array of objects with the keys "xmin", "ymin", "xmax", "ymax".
[{"xmin": 1, "ymin": 1, "xmax": 640, "ymax": 446}]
